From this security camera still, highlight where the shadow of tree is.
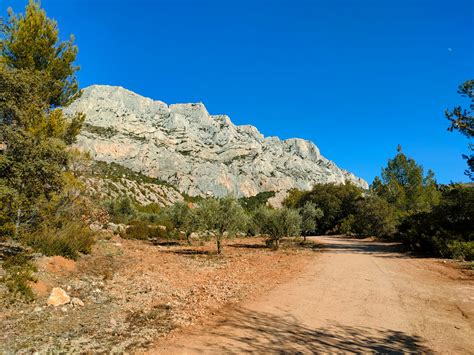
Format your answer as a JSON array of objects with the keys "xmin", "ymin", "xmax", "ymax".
[
  {"xmin": 189, "ymin": 308, "xmax": 433, "ymax": 354},
  {"xmin": 311, "ymin": 236, "xmax": 418, "ymax": 259},
  {"xmin": 228, "ymin": 243, "xmax": 268, "ymax": 249},
  {"xmin": 166, "ymin": 249, "xmax": 214, "ymax": 255}
]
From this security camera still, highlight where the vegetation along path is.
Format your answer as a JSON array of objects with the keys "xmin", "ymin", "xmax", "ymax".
[{"xmin": 155, "ymin": 236, "xmax": 474, "ymax": 353}]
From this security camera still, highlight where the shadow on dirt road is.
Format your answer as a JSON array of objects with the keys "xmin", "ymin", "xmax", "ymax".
[{"xmin": 185, "ymin": 307, "xmax": 432, "ymax": 354}]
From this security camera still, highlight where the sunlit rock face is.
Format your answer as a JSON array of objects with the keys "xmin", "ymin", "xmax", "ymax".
[{"xmin": 68, "ymin": 85, "xmax": 368, "ymax": 198}]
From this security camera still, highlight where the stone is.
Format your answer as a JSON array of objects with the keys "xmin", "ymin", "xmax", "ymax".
[
  {"xmin": 67, "ymin": 85, "xmax": 368, "ymax": 203},
  {"xmin": 71, "ymin": 297, "xmax": 85, "ymax": 307},
  {"xmin": 47, "ymin": 287, "xmax": 70, "ymax": 307}
]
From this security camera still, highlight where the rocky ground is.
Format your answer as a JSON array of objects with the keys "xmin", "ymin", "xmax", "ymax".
[{"xmin": 0, "ymin": 234, "xmax": 317, "ymax": 352}]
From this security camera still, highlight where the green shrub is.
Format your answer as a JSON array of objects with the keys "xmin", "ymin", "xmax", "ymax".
[
  {"xmin": 448, "ymin": 241, "xmax": 474, "ymax": 261},
  {"xmin": 122, "ymin": 220, "xmax": 169, "ymax": 240},
  {"xmin": 105, "ymin": 195, "xmax": 137, "ymax": 223},
  {"xmin": 23, "ymin": 221, "xmax": 94, "ymax": 260},
  {"xmin": 239, "ymin": 191, "xmax": 275, "ymax": 211},
  {"xmin": 339, "ymin": 214, "xmax": 356, "ymax": 235},
  {"xmin": 399, "ymin": 186, "xmax": 473, "ymax": 258},
  {"xmin": 1, "ymin": 253, "xmax": 37, "ymax": 301},
  {"xmin": 122, "ymin": 220, "xmax": 149, "ymax": 240},
  {"xmin": 283, "ymin": 183, "xmax": 363, "ymax": 234},
  {"xmin": 352, "ymin": 195, "xmax": 397, "ymax": 237}
]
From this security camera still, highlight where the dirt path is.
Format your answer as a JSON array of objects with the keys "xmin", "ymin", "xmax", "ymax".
[{"xmin": 154, "ymin": 236, "xmax": 474, "ymax": 353}]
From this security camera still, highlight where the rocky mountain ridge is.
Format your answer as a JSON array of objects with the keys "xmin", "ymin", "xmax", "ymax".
[{"xmin": 68, "ymin": 85, "xmax": 368, "ymax": 199}]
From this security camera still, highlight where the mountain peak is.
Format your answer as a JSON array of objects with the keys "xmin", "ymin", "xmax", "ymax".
[{"xmin": 69, "ymin": 85, "xmax": 368, "ymax": 198}]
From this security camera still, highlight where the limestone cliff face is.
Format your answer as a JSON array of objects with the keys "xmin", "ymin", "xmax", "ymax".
[{"xmin": 68, "ymin": 85, "xmax": 368, "ymax": 198}]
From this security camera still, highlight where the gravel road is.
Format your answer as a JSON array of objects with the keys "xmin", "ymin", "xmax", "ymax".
[{"xmin": 155, "ymin": 236, "xmax": 474, "ymax": 353}]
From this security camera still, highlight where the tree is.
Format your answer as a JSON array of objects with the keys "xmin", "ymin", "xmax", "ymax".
[
  {"xmin": 372, "ymin": 146, "xmax": 440, "ymax": 218},
  {"xmin": 257, "ymin": 206, "xmax": 302, "ymax": 249},
  {"xmin": 398, "ymin": 185, "xmax": 474, "ymax": 260},
  {"xmin": 445, "ymin": 79, "xmax": 474, "ymax": 180},
  {"xmin": 296, "ymin": 183, "xmax": 363, "ymax": 234},
  {"xmin": 1, "ymin": 0, "xmax": 80, "ymax": 107},
  {"xmin": 195, "ymin": 198, "xmax": 248, "ymax": 254},
  {"xmin": 299, "ymin": 202, "xmax": 323, "ymax": 241},
  {"xmin": 165, "ymin": 202, "xmax": 196, "ymax": 244},
  {"xmin": 352, "ymin": 195, "xmax": 397, "ymax": 237},
  {"xmin": 0, "ymin": 1, "xmax": 85, "ymax": 240}
]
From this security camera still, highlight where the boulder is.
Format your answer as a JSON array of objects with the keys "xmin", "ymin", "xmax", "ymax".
[{"xmin": 47, "ymin": 287, "xmax": 70, "ymax": 307}]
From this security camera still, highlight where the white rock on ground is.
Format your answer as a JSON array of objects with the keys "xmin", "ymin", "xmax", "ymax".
[
  {"xmin": 67, "ymin": 85, "xmax": 368, "ymax": 199},
  {"xmin": 47, "ymin": 287, "xmax": 70, "ymax": 307}
]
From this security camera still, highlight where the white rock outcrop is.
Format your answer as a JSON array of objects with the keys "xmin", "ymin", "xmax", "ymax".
[{"xmin": 68, "ymin": 85, "xmax": 368, "ymax": 198}]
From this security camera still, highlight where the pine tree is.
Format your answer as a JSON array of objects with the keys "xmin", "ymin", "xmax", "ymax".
[
  {"xmin": 0, "ymin": 1, "xmax": 84, "ymax": 238},
  {"xmin": 372, "ymin": 146, "xmax": 440, "ymax": 217},
  {"xmin": 445, "ymin": 79, "xmax": 474, "ymax": 180}
]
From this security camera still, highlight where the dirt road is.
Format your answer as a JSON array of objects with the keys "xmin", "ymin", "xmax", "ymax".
[{"xmin": 155, "ymin": 236, "xmax": 474, "ymax": 353}]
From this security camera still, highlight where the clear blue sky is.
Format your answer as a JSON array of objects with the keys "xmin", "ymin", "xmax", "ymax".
[{"xmin": 2, "ymin": 0, "xmax": 473, "ymax": 184}]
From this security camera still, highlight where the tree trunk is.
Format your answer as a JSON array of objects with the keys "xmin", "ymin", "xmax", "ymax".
[
  {"xmin": 186, "ymin": 232, "xmax": 192, "ymax": 245},
  {"xmin": 216, "ymin": 238, "xmax": 222, "ymax": 254},
  {"xmin": 14, "ymin": 207, "xmax": 21, "ymax": 239}
]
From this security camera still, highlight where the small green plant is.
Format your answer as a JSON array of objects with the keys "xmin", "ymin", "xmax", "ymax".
[
  {"xmin": 22, "ymin": 221, "xmax": 94, "ymax": 260},
  {"xmin": 448, "ymin": 241, "xmax": 474, "ymax": 261},
  {"xmin": 1, "ymin": 253, "xmax": 37, "ymax": 301},
  {"xmin": 122, "ymin": 220, "xmax": 170, "ymax": 240},
  {"xmin": 82, "ymin": 123, "xmax": 118, "ymax": 138}
]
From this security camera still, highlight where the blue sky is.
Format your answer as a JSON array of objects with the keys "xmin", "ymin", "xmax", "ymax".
[{"xmin": 2, "ymin": 0, "xmax": 473, "ymax": 184}]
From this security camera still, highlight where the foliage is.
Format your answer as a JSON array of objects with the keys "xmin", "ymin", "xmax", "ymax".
[
  {"xmin": 105, "ymin": 195, "xmax": 136, "ymax": 223},
  {"xmin": 162, "ymin": 202, "xmax": 197, "ymax": 243},
  {"xmin": 298, "ymin": 202, "xmax": 323, "ymax": 241},
  {"xmin": 195, "ymin": 197, "xmax": 248, "ymax": 254},
  {"xmin": 0, "ymin": 1, "xmax": 86, "ymax": 245},
  {"xmin": 445, "ymin": 79, "xmax": 474, "ymax": 180},
  {"xmin": 1, "ymin": 253, "xmax": 36, "ymax": 301},
  {"xmin": 121, "ymin": 220, "xmax": 169, "ymax": 241},
  {"xmin": 1, "ymin": 0, "xmax": 79, "ymax": 107},
  {"xmin": 398, "ymin": 185, "xmax": 474, "ymax": 260},
  {"xmin": 283, "ymin": 183, "xmax": 363, "ymax": 234},
  {"xmin": 371, "ymin": 146, "xmax": 440, "ymax": 218},
  {"xmin": 239, "ymin": 191, "xmax": 275, "ymax": 211},
  {"xmin": 352, "ymin": 195, "xmax": 397, "ymax": 237},
  {"xmin": 256, "ymin": 206, "xmax": 301, "ymax": 249},
  {"xmin": 90, "ymin": 161, "xmax": 174, "ymax": 188},
  {"xmin": 339, "ymin": 214, "xmax": 356, "ymax": 235},
  {"xmin": 23, "ymin": 221, "xmax": 94, "ymax": 260}
]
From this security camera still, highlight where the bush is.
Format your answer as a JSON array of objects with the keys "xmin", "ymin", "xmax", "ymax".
[
  {"xmin": 239, "ymin": 191, "xmax": 275, "ymax": 211},
  {"xmin": 399, "ymin": 186, "xmax": 473, "ymax": 258},
  {"xmin": 22, "ymin": 221, "xmax": 94, "ymax": 260},
  {"xmin": 105, "ymin": 195, "xmax": 136, "ymax": 223},
  {"xmin": 448, "ymin": 241, "xmax": 474, "ymax": 261},
  {"xmin": 162, "ymin": 202, "xmax": 196, "ymax": 243},
  {"xmin": 122, "ymin": 220, "xmax": 169, "ymax": 241},
  {"xmin": 1, "ymin": 253, "xmax": 37, "ymax": 301},
  {"xmin": 339, "ymin": 214, "xmax": 356, "ymax": 235},
  {"xmin": 284, "ymin": 183, "xmax": 363, "ymax": 234},
  {"xmin": 352, "ymin": 195, "xmax": 397, "ymax": 237}
]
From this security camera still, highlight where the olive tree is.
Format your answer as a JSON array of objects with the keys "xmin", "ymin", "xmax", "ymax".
[
  {"xmin": 299, "ymin": 202, "xmax": 324, "ymax": 241},
  {"xmin": 195, "ymin": 197, "xmax": 248, "ymax": 254},
  {"xmin": 257, "ymin": 206, "xmax": 302, "ymax": 249}
]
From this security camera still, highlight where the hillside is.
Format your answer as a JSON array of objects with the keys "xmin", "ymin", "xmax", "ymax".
[{"xmin": 67, "ymin": 85, "xmax": 368, "ymax": 199}]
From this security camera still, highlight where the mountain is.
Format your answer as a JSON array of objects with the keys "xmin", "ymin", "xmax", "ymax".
[{"xmin": 68, "ymin": 85, "xmax": 368, "ymax": 201}]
